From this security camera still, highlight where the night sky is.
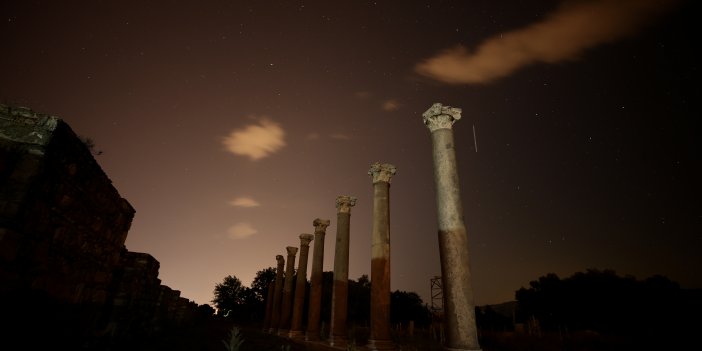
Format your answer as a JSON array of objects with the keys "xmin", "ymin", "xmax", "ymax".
[{"xmin": 2, "ymin": 0, "xmax": 699, "ymax": 307}]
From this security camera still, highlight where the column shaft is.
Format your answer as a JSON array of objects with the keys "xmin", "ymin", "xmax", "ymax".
[
  {"xmin": 263, "ymin": 282, "xmax": 275, "ymax": 331},
  {"xmin": 329, "ymin": 196, "xmax": 356, "ymax": 347},
  {"xmin": 424, "ymin": 103, "xmax": 481, "ymax": 351},
  {"xmin": 367, "ymin": 163, "xmax": 396, "ymax": 350},
  {"xmin": 306, "ymin": 218, "xmax": 330, "ymax": 341},
  {"xmin": 290, "ymin": 234, "xmax": 314, "ymax": 339},
  {"xmin": 270, "ymin": 255, "xmax": 286, "ymax": 333},
  {"xmin": 279, "ymin": 246, "xmax": 298, "ymax": 334}
]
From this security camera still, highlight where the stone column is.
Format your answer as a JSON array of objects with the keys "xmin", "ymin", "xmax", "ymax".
[
  {"xmin": 423, "ymin": 103, "xmax": 481, "ymax": 351},
  {"xmin": 278, "ymin": 246, "xmax": 298, "ymax": 334},
  {"xmin": 367, "ymin": 162, "xmax": 397, "ymax": 351},
  {"xmin": 289, "ymin": 233, "xmax": 314, "ymax": 339},
  {"xmin": 329, "ymin": 195, "xmax": 356, "ymax": 347},
  {"xmin": 263, "ymin": 281, "xmax": 275, "ymax": 332},
  {"xmin": 270, "ymin": 254, "xmax": 286, "ymax": 333},
  {"xmin": 306, "ymin": 218, "xmax": 331, "ymax": 342}
]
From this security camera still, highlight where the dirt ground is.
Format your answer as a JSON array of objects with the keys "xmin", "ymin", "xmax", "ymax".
[
  {"xmin": 105, "ymin": 320, "xmax": 443, "ymax": 351},
  {"xmin": 99, "ymin": 321, "xmax": 673, "ymax": 351}
]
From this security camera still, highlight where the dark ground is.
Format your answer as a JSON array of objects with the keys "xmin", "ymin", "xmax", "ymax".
[{"xmin": 99, "ymin": 320, "xmax": 688, "ymax": 351}]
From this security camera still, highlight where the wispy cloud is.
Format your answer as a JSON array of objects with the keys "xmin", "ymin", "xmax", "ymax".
[
  {"xmin": 415, "ymin": 0, "xmax": 679, "ymax": 84},
  {"xmin": 355, "ymin": 91, "xmax": 401, "ymax": 112},
  {"xmin": 227, "ymin": 222, "xmax": 257, "ymax": 239},
  {"xmin": 306, "ymin": 133, "xmax": 320, "ymax": 140},
  {"xmin": 229, "ymin": 197, "xmax": 261, "ymax": 208},
  {"xmin": 382, "ymin": 99, "xmax": 401, "ymax": 112},
  {"xmin": 222, "ymin": 117, "xmax": 286, "ymax": 160},
  {"xmin": 330, "ymin": 133, "xmax": 351, "ymax": 140}
]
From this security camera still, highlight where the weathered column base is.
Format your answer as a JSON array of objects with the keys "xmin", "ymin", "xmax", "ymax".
[
  {"xmin": 328, "ymin": 335, "xmax": 347, "ymax": 348},
  {"xmin": 305, "ymin": 332, "xmax": 321, "ymax": 342},
  {"xmin": 277, "ymin": 329, "xmax": 289, "ymax": 336},
  {"xmin": 288, "ymin": 330, "xmax": 305, "ymax": 340},
  {"xmin": 367, "ymin": 339, "xmax": 396, "ymax": 350}
]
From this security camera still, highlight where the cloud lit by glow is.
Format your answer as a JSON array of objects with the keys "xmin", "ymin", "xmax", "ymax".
[
  {"xmin": 222, "ymin": 118, "xmax": 286, "ymax": 160},
  {"xmin": 330, "ymin": 133, "xmax": 351, "ymax": 140},
  {"xmin": 228, "ymin": 197, "xmax": 261, "ymax": 208},
  {"xmin": 416, "ymin": 0, "xmax": 679, "ymax": 84},
  {"xmin": 227, "ymin": 222, "xmax": 258, "ymax": 239},
  {"xmin": 382, "ymin": 99, "xmax": 401, "ymax": 111}
]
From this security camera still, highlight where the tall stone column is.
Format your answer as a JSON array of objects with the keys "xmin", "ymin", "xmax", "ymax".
[
  {"xmin": 306, "ymin": 218, "xmax": 330, "ymax": 342},
  {"xmin": 279, "ymin": 246, "xmax": 298, "ymax": 335},
  {"xmin": 270, "ymin": 254, "xmax": 286, "ymax": 333},
  {"xmin": 263, "ymin": 281, "xmax": 275, "ymax": 332},
  {"xmin": 289, "ymin": 233, "xmax": 314, "ymax": 339},
  {"xmin": 367, "ymin": 162, "xmax": 397, "ymax": 351},
  {"xmin": 423, "ymin": 103, "xmax": 481, "ymax": 351},
  {"xmin": 329, "ymin": 195, "xmax": 357, "ymax": 347}
]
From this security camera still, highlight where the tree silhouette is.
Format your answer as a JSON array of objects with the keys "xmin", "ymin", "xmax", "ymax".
[
  {"xmin": 515, "ymin": 268, "xmax": 702, "ymax": 345},
  {"xmin": 250, "ymin": 267, "xmax": 276, "ymax": 302},
  {"xmin": 390, "ymin": 290, "xmax": 431, "ymax": 327},
  {"xmin": 247, "ymin": 267, "xmax": 277, "ymax": 322},
  {"xmin": 348, "ymin": 274, "xmax": 371, "ymax": 325},
  {"xmin": 212, "ymin": 275, "xmax": 247, "ymax": 318}
]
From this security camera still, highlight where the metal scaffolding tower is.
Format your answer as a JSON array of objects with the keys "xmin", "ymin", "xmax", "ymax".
[{"xmin": 430, "ymin": 276, "xmax": 443, "ymax": 313}]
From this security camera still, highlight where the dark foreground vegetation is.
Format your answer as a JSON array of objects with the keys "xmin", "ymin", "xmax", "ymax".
[
  {"xmin": 175, "ymin": 268, "xmax": 698, "ymax": 351},
  {"xmin": 89, "ymin": 317, "xmax": 699, "ymax": 351},
  {"xmin": 3, "ymin": 268, "xmax": 699, "ymax": 350}
]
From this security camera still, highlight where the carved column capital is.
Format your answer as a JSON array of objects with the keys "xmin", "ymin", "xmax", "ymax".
[
  {"xmin": 313, "ymin": 218, "xmax": 331, "ymax": 233},
  {"xmin": 368, "ymin": 162, "xmax": 397, "ymax": 184},
  {"xmin": 422, "ymin": 102, "xmax": 462, "ymax": 132},
  {"xmin": 286, "ymin": 246, "xmax": 299, "ymax": 256},
  {"xmin": 299, "ymin": 233, "xmax": 314, "ymax": 246},
  {"xmin": 276, "ymin": 255, "xmax": 285, "ymax": 265},
  {"xmin": 335, "ymin": 196, "xmax": 357, "ymax": 214}
]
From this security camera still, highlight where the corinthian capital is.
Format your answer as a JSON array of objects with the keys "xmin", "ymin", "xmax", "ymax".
[
  {"xmin": 286, "ymin": 246, "xmax": 299, "ymax": 256},
  {"xmin": 336, "ymin": 195, "xmax": 357, "ymax": 213},
  {"xmin": 422, "ymin": 102, "xmax": 462, "ymax": 132},
  {"xmin": 368, "ymin": 162, "xmax": 397, "ymax": 184},
  {"xmin": 276, "ymin": 255, "xmax": 285, "ymax": 266},
  {"xmin": 299, "ymin": 233, "xmax": 314, "ymax": 246},
  {"xmin": 313, "ymin": 218, "xmax": 330, "ymax": 233}
]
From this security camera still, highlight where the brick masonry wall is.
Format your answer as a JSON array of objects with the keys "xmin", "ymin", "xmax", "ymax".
[{"xmin": 0, "ymin": 104, "xmax": 200, "ymax": 347}]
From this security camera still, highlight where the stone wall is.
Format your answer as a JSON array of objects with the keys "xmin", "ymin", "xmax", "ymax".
[{"xmin": 0, "ymin": 104, "xmax": 201, "ymax": 348}]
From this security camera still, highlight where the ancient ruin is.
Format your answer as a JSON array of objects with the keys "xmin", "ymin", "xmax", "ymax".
[
  {"xmin": 289, "ymin": 233, "xmax": 314, "ymax": 339},
  {"xmin": 0, "ymin": 102, "xmax": 488, "ymax": 349},
  {"xmin": 0, "ymin": 104, "xmax": 200, "ymax": 347},
  {"xmin": 269, "ymin": 254, "xmax": 286, "ymax": 333},
  {"xmin": 367, "ymin": 162, "xmax": 397, "ymax": 350},
  {"xmin": 279, "ymin": 246, "xmax": 299, "ymax": 334},
  {"xmin": 263, "ymin": 281, "xmax": 275, "ymax": 331},
  {"xmin": 329, "ymin": 195, "xmax": 357, "ymax": 347},
  {"xmin": 306, "ymin": 218, "xmax": 330, "ymax": 341},
  {"xmin": 423, "ymin": 103, "xmax": 481, "ymax": 350}
]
